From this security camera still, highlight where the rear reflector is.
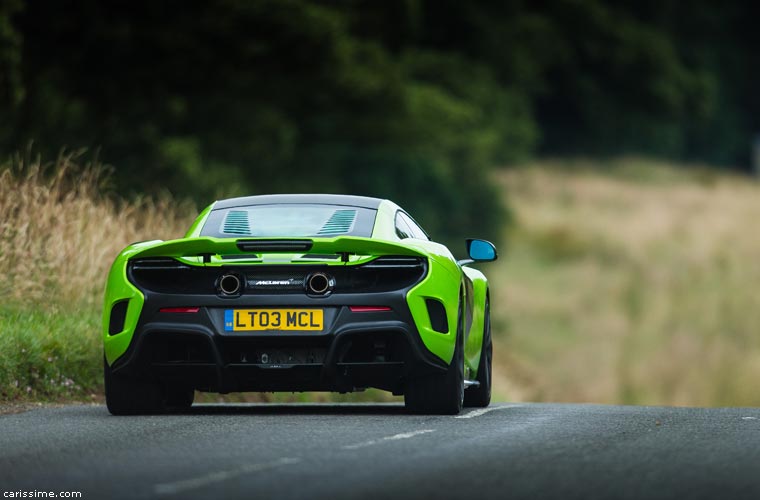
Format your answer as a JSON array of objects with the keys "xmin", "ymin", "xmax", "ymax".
[
  {"xmin": 160, "ymin": 307, "xmax": 200, "ymax": 314},
  {"xmin": 349, "ymin": 306, "xmax": 392, "ymax": 313}
]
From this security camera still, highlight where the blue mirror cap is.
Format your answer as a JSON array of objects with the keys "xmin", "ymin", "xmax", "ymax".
[{"xmin": 466, "ymin": 238, "xmax": 497, "ymax": 262}]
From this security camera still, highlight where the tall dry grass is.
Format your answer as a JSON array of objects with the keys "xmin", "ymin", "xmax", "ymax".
[
  {"xmin": 0, "ymin": 155, "xmax": 195, "ymax": 306},
  {"xmin": 0, "ymin": 155, "xmax": 197, "ymax": 400},
  {"xmin": 491, "ymin": 159, "xmax": 760, "ymax": 406}
]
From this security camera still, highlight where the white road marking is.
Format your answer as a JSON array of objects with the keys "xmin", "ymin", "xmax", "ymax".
[
  {"xmin": 742, "ymin": 416, "xmax": 758, "ymax": 421},
  {"xmin": 342, "ymin": 429, "xmax": 436, "ymax": 450},
  {"xmin": 154, "ymin": 457, "xmax": 301, "ymax": 496},
  {"xmin": 454, "ymin": 405, "xmax": 520, "ymax": 419}
]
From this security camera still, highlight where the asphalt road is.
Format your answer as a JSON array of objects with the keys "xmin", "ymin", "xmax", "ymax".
[{"xmin": 2, "ymin": 403, "xmax": 760, "ymax": 499}]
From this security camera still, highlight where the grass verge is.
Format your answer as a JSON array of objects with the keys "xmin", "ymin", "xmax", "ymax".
[
  {"xmin": 0, "ymin": 154, "xmax": 193, "ymax": 402},
  {"xmin": 0, "ymin": 305, "xmax": 101, "ymax": 401}
]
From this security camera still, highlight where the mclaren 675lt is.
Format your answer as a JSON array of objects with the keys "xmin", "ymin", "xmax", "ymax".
[{"xmin": 103, "ymin": 194, "xmax": 497, "ymax": 415}]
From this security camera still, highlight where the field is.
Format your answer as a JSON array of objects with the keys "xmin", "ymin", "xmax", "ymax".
[
  {"xmin": 3, "ymin": 156, "xmax": 760, "ymax": 406},
  {"xmin": 492, "ymin": 159, "xmax": 760, "ymax": 406}
]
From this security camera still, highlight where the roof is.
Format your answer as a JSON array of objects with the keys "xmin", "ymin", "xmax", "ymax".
[{"xmin": 213, "ymin": 194, "xmax": 384, "ymax": 211}]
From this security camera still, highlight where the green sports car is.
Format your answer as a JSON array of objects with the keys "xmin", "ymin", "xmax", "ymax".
[{"xmin": 103, "ymin": 194, "xmax": 497, "ymax": 415}]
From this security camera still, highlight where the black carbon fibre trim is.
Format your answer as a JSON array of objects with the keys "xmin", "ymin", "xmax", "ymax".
[{"xmin": 128, "ymin": 257, "xmax": 427, "ymax": 296}]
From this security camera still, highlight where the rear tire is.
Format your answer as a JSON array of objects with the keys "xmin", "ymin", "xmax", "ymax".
[
  {"xmin": 405, "ymin": 301, "xmax": 465, "ymax": 415},
  {"xmin": 104, "ymin": 358, "xmax": 165, "ymax": 415},
  {"xmin": 464, "ymin": 297, "xmax": 492, "ymax": 407}
]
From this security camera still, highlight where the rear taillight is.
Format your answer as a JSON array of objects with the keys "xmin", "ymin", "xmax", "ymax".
[
  {"xmin": 349, "ymin": 306, "xmax": 392, "ymax": 313},
  {"xmin": 159, "ymin": 307, "xmax": 200, "ymax": 314}
]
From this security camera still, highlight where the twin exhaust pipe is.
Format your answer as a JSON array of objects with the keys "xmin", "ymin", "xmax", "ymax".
[
  {"xmin": 305, "ymin": 272, "xmax": 333, "ymax": 295},
  {"xmin": 218, "ymin": 273, "xmax": 243, "ymax": 296},
  {"xmin": 217, "ymin": 272, "xmax": 334, "ymax": 296}
]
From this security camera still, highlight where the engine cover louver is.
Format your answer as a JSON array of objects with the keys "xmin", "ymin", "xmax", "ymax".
[
  {"xmin": 222, "ymin": 210, "xmax": 251, "ymax": 235},
  {"xmin": 317, "ymin": 209, "xmax": 357, "ymax": 236}
]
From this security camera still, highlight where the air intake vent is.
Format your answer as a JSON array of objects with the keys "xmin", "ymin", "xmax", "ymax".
[
  {"xmin": 425, "ymin": 299, "xmax": 449, "ymax": 334},
  {"xmin": 108, "ymin": 300, "xmax": 129, "ymax": 336},
  {"xmin": 223, "ymin": 210, "xmax": 251, "ymax": 235},
  {"xmin": 317, "ymin": 209, "xmax": 357, "ymax": 236}
]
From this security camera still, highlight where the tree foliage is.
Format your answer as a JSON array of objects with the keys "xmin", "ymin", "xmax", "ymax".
[{"xmin": 1, "ymin": 1, "xmax": 759, "ymax": 246}]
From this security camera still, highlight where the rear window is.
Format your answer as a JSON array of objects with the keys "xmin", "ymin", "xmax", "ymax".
[{"xmin": 200, "ymin": 204, "xmax": 377, "ymax": 238}]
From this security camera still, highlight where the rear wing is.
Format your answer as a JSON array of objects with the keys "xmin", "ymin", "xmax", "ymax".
[{"xmin": 128, "ymin": 236, "xmax": 426, "ymax": 262}]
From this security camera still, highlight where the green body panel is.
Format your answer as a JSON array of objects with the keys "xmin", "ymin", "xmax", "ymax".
[
  {"xmin": 102, "ymin": 242, "xmax": 158, "ymax": 365},
  {"xmin": 391, "ymin": 240, "xmax": 464, "ymax": 365},
  {"xmin": 372, "ymin": 200, "xmax": 400, "ymax": 240},
  {"xmin": 463, "ymin": 266, "xmax": 489, "ymax": 377},
  {"xmin": 405, "ymin": 259, "xmax": 461, "ymax": 365},
  {"xmin": 128, "ymin": 236, "xmax": 426, "ymax": 261},
  {"xmin": 103, "ymin": 199, "xmax": 489, "ymax": 373},
  {"xmin": 184, "ymin": 203, "xmax": 215, "ymax": 238}
]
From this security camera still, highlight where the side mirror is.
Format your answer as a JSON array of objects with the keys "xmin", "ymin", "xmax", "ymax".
[{"xmin": 462, "ymin": 238, "xmax": 497, "ymax": 264}]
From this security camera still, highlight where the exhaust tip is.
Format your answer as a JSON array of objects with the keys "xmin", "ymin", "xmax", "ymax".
[
  {"xmin": 218, "ymin": 273, "xmax": 243, "ymax": 296},
  {"xmin": 306, "ymin": 272, "xmax": 334, "ymax": 295}
]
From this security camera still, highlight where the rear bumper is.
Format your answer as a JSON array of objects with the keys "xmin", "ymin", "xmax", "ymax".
[{"xmin": 109, "ymin": 291, "xmax": 447, "ymax": 395}]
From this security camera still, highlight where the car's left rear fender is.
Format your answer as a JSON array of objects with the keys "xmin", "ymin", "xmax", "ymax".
[{"xmin": 462, "ymin": 266, "xmax": 489, "ymax": 376}]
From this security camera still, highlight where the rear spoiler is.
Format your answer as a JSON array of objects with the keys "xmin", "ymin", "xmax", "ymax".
[{"xmin": 129, "ymin": 236, "xmax": 425, "ymax": 262}]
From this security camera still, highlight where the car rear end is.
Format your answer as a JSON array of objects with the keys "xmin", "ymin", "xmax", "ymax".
[{"xmin": 107, "ymin": 248, "xmax": 448, "ymax": 398}]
